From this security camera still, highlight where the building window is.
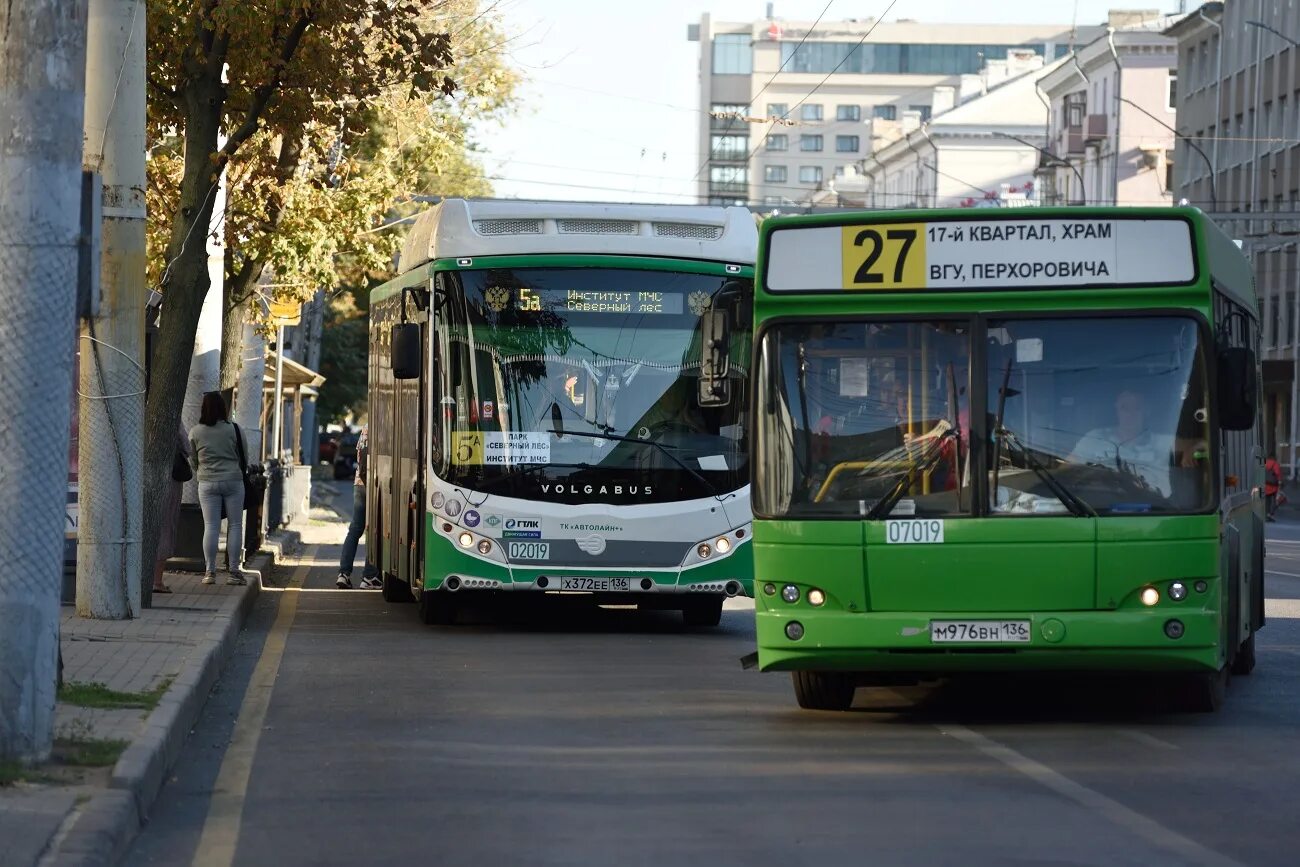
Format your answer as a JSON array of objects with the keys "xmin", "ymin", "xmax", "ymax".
[
  {"xmin": 709, "ymin": 103, "xmax": 747, "ymax": 131},
  {"xmin": 763, "ymin": 196, "xmax": 782, "ymax": 206},
  {"xmin": 910, "ymin": 104, "xmax": 932, "ymax": 122},
  {"xmin": 779, "ymin": 41, "xmax": 1051, "ymax": 75},
  {"xmin": 801, "ymin": 104, "xmax": 823, "ymax": 122},
  {"xmin": 800, "ymin": 134, "xmax": 823, "ymax": 152},
  {"xmin": 1066, "ymin": 95, "xmax": 1085, "ymax": 128},
  {"xmin": 712, "ymin": 34, "xmax": 752, "ymax": 74},
  {"xmin": 836, "ymin": 135, "xmax": 860, "ymax": 152},
  {"xmin": 709, "ymin": 165, "xmax": 748, "ymax": 194},
  {"xmin": 836, "ymin": 104, "xmax": 860, "ymax": 122},
  {"xmin": 710, "ymin": 134, "xmax": 748, "ymax": 159},
  {"xmin": 767, "ymin": 103, "xmax": 787, "ymax": 119},
  {"xmin": 766, "ymin": 134, "xmax": 789, "ymax": 151},
  {"xmin": 872, "ymin": 105, "xmax": 897, "ymax": 121},
  {"xmin": 799, "ymin": 165, "xmax": 823, "ymax": 184},
  {"xmin": 764, "ymin": 165, "xmax": 788, "ymax": 183},
  {"xmin": 1167, "ymin": 72, "xmax": 1177, "ymax": 111}
]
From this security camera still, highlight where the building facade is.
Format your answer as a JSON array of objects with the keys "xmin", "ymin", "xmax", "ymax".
[
  {"xmin": 1166, "ymin": 2, "xmax": 1300, "ymax": 471},
  {"xmin": 860, "ymin": 52, "xmax": 1056, "ymax": 210},
  {"xmin": 1037, "ymin": 11, "xmax": 1179, "ymax": 207},
  {"xmin": 690, "ymin": 14, "xmax": 1092, "ymax": 207}
]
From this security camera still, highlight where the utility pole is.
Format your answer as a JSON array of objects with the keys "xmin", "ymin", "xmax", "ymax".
[
  {"xmin": 78, "ymin": 0, "xmax": 145, "ymax": 618},
  {"xmin": 0, "ymin": 0, "xmax": 89, "ymax": 763}
]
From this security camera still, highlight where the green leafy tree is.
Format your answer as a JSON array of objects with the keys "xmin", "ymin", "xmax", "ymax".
[{"xmin": 141, "ymin": 0, "xmax": 510, "ymax": 593}]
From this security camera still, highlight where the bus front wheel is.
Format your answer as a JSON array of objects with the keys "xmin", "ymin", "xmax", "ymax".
[
  {"xmin": 682, "ymin": 597, "xmax": 723, "ymax": 627},
  {"xmin": 1175, "ymin": 665, "xmax": 1227, "ymax": 713},
  {"xmin": 382, "ymin": 572, "xmax": 414, "ymax": 604},
  {"xmin": 792, "ymin": 671, "xmax": 857, "ymax": 711},
  {"xmin": 1230, "ymin": 633, "xmax": 1256, "ymax": 676}
]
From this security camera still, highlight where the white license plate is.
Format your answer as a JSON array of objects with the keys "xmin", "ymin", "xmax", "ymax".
[
  {"xmin": 508, "ymin": 541, "xmax": 550, "ymax": 560},
  {"xmin": 559, "ymin": 576, "xmax": 631, "ymax": 592},
  {"xmin": 930, "ymin": 620, "xmax": 1031, "ymax": 644}
]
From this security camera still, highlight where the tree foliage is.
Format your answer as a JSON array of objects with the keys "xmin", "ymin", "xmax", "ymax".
[{"xmin": 139, "ymin": 0, "xmax": 516, "ymax": 600}]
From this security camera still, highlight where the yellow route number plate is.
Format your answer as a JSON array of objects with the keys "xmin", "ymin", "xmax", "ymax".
[{"xmin": 840, "ymin": 222, "xmax": 927, "ymax": 290}]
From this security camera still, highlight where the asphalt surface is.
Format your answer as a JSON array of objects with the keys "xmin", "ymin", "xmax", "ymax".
[{"xmin": 125, "ymin": 483, "xmax": 1300, "ymax": 867}]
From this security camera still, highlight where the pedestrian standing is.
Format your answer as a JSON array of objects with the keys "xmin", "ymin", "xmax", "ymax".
[
  {"xmin": 189, "ymin": 392, "xmax": 248, "ymax": 585},
  {"xmin": 152, "ymin": 421, "xmax": 191, "ymax": 594},
  {"xmin": 337, "ymin": 426, "xmax": 381, "ymax": 589},
  {"xmin": 1265, "ymin": 452, "xmax": 1283, "ymax": 522}
]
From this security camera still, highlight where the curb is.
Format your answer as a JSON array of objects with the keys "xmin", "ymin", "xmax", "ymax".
[{"xmin": 48, "ymin": 529, "xmax": 302, "ymax": 867}]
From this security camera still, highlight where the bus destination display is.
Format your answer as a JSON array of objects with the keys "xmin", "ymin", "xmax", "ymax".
[
  {"xmin": 764, "ymin": 217, "xmax": 1197, "ymax": 292},
  {"xmin": 509, "ymin": 286, "xmax": 686, "ymax": 315}
]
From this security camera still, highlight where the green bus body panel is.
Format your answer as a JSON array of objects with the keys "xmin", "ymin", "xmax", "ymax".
[
  {"xmin": 750, "ymin": 206, "xmax": 1257, "ymax": 678},
  {"xmin": 420, "ymin": 514, "xmax": 755, "ymax": 595}
]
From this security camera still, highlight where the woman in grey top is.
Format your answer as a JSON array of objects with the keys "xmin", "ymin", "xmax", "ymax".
[{"xmin": 189, "ymin": 392, "xmax": 247, "ymax": 585}]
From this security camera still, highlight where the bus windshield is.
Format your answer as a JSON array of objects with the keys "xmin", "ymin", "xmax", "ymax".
[
  {"xmin": 753, "ymin": 315, "xmax": 1212, "ymax": 519},
  {"xmin": 434, "ymin": 267, "xmax": 751, "ymax": 505}
]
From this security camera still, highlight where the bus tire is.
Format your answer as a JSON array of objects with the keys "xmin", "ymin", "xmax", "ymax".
[
  {"xmin": 792, "ymin": 671, "xmax": 856, "ymax": 711},
  {"xmin": 682, "ymin": 598, "xmax": 723, "ymax": 627},
  {"xmin": 419, "ymin": 590, "xmax": 456, "ymax": 626},
  {"xmin": 1230, "ymin": 633, "xmax": 1256, "ymax": 676},
  {"xmin": 1175, "ymin": 665, "xmax": 1227, "ymax": 713},
  {"xmin": 383, "ymin": 572, "xmax": 414, "ymax": 603}
]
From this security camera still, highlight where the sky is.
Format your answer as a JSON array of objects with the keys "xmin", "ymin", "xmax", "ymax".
[{"xmin": 475, "ymin": 0, "xmax": 1186, "ymax": 205}]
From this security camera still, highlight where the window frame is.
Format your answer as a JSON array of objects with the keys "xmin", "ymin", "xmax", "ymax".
[
  {"xmin": 798, "ymin": 165, "xmax": 823, "ymax": 184},
  {"xmin": 801, "ymin": 103, "xmax": 824, "ymax": 122},
  {"xmin": 836, "ymin": 104, "xmax": 861, "ymax": 122},
  {"xmin": 836, "ymin": 135, "xmax": 860, "ymax": 153},
  {"xmin": 800, "ymin": 134, "xmax": 824, "ymax": 152}
]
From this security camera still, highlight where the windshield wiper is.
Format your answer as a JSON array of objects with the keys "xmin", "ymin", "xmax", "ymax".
[
  {"xmin": 863, "ymin": 429, "xmax": 955, "ymax": 521},
  {"xmin": 548, "ymin": 403, "xmax": 724, "ymax": 497},
  {"xmin": 996, "ymin": 428, "xmax": 1096, "ymax": 517}
]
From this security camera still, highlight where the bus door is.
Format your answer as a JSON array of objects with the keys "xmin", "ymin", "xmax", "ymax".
[{"xmin": 394, "ymin": 317, "xmax": 426, "ymax": 588}]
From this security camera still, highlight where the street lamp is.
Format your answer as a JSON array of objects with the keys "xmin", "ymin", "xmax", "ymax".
[
  {"xmin": 1244, "ymin": 20, "xmax": 1300, "ymax": 49},
  {"xmin": 1116, "ymin": 96, "xmax": 1216, "ymax": 209},
  {"xmin": 991, "ymin": 131, "xmax": 1085, "ymax": 205}
]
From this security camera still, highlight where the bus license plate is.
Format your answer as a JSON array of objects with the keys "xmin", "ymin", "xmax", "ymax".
[
  {"xmin": 560, "ymin": 576, "xmax": 631, "ymax": 592},
  {"xmin": 508, "ymin": 542, "xmax": 549, "ymax": 560},
  {"xmin": 930, "ymin": 620, "xmax": 1031, "ymax": 644}
]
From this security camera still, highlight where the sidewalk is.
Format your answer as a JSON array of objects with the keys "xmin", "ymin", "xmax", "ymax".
[{"xmin": 0, "ymin": 531, "xmax": 299, "ymax": 867}]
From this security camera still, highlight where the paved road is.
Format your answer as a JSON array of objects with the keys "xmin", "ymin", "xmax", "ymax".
[{"xmin": 125, "ymin": 490, "xmax": 1300, "ymax": 867}]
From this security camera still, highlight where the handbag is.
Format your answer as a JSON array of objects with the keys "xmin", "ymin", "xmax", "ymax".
[
  {"xmin": 232, "ymin": 423, "xmax": 258, "ymax": 507},
  {"xmin": 172, "ymin": 449, "xmax": 193, "ymax": 482}
]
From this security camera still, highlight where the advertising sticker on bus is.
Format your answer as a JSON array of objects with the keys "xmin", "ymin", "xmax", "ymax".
[{"xmin": 765, "ymin": 217, "xmax": 1197, "ymax": 293}]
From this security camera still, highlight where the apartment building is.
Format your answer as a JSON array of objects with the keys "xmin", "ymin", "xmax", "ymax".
[
  {"xmin": 1166, "ymin": 2, "xmax": 1300, "ymax": 468},
  {"xmin": 689, "ymin": 13, "xmax": 1092, "ymax": 206},
  {"xmin": 1037, "ymin": 11, "xmax": 1179, "ymax": 207}
]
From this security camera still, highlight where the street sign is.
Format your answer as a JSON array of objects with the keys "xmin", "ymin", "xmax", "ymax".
[{"xmin": 269, "ymin": 298, "xmax": 301, "ymax": 326}]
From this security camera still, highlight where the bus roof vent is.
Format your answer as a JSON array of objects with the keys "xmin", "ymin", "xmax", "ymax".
[
  {"xmin": 555, "ymin": 218, "xmax": 638, "ymax": 235},
  {"xmin": 653, "ymin": 222, "xmax": 723, "ymax": 240},
  {"xmin": 473, "ymin": 218, "xmax": 543, "ymax": 236}
]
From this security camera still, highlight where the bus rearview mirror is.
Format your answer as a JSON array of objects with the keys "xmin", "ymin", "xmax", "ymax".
[
  {"xmin": 699, "ymin": 309, "xmax": 731, "ymax": 407},
  {"xmin": 1217, "ymin": 346, "xmax": 1256, "ymax": 431},
  {"xmin": 391, "ymin": 323, "xmax": 421, "ymax": 380}
]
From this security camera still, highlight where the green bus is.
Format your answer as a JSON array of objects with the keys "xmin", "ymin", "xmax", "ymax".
[
  {"xmin": 751, "ymin": 206, "xmax": 1263, "ymax": 712},
  {"xmin": 367, "ymin": 199, "xmax": 757, "ymax": 626}
]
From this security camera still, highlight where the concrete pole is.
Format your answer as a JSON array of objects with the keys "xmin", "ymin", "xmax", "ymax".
[
  {"xmin": 234, "ymin": 318, "xmax": 267, "ymax": 463},
  {"xmin": 0, "ymin": 0, "xmax": 89, "ymax": 763},
  {"xmin": 272, "ymin": 325, "xmax": 286, "ymax": 462},
  {"xmin": 298, "ymin": 289, "xmax": 324, "ymax": 463},
  {"xmin": 77, "ymin": 0, "xmax": 145, "ymax": 619}
]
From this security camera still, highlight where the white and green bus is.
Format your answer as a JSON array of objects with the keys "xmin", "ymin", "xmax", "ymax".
[{"xmin": 368, "ymin": 199, "xmax": 757, "ymax": 626}]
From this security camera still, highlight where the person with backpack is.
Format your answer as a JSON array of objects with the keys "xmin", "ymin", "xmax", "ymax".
[
  {"xmin": 189, "ymin": 392, "xmax": 249, "ymax": 585},
  {"xmin": 1265, "ymin": 452, "xmax": 1284, "ymax": 522}
]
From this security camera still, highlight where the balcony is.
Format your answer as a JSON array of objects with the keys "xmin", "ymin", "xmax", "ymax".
[
  {"xmin": 1085, "ymin": 113, "xmax": 1108, "ymax": 142},
  {"xmin": 1064, "ymin": 130, "xmax": 1085, "ymax": 155},
  {"xmin": 708, "ymin": 181, "xmax": 748, "ymax": 196}
]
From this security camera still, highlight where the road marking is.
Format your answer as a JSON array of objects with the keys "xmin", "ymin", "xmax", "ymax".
[
  {"xmin": 191, "ymin": 554, "xmax": 311, "ymax": 867},
  {"xmin": 940, "ymin": 725, "xmax": 1242, "ymax": 867},
  {"xmin": 1266, "ymin": 568, "xmax": 1300, "ymax": 578},
  {"xmin": 1117, "ymin": 729, "xmax": 1179, "ymax": 751}
]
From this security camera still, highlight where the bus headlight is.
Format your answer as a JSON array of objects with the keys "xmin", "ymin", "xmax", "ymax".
[
  {"xmin": 457, "ymin": 531, "xmax": 474, "ymax": 549},
  {"xmin": 1168, "ymin": 581, "xmax": 1188, "ymax": 602},
  {"xmin": 807, "ymin": 589, "xmax": 826, "ymax": 607},
  {"xmin": 697, "ymin": 543, "xmax": 712, "ymax": 559},
  {"xmin": 477, "ymin": 539, "xmax": 492, "ymax": 555},
  {"xmin": 781, "ymin": 584, "xmax": 799, "ymax": 603},
  {"xmin": 1140, "ymin": 586, "xmax": 1160, "ymax": 606},
  {"xmin": 716, "ymin": 537, "xmax": 732, "ymax": 554}
]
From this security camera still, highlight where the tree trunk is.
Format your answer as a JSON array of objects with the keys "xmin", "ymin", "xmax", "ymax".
[
  {"xmin": 139, "ymin": 70, "xmax": 227, "ymax": 599},
  {"xmin": 218, "ymin": 288, "xmax": 247, "ymax": 392}
]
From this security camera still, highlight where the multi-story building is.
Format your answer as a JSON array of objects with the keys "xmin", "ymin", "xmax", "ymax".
[
  {"xmin": 1166, "ymin": 2, "xmax": 1300, "ymax": 470},
  {"xmin": 1037, "ymin": 11, "xmax": 1179, "ymax": 207},
  {"xmin": 689, "ymin": 13, "xmax": 1095, "ymax": 207},
  {"xmin": 859, "ymin": 51, "xmax": 1056, "ymax": 210}
]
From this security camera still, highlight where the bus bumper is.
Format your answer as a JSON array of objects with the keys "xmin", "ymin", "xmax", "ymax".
[{"xmin": 755, "ymin": 607, "xmax": 1224, "ymax": 674}]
